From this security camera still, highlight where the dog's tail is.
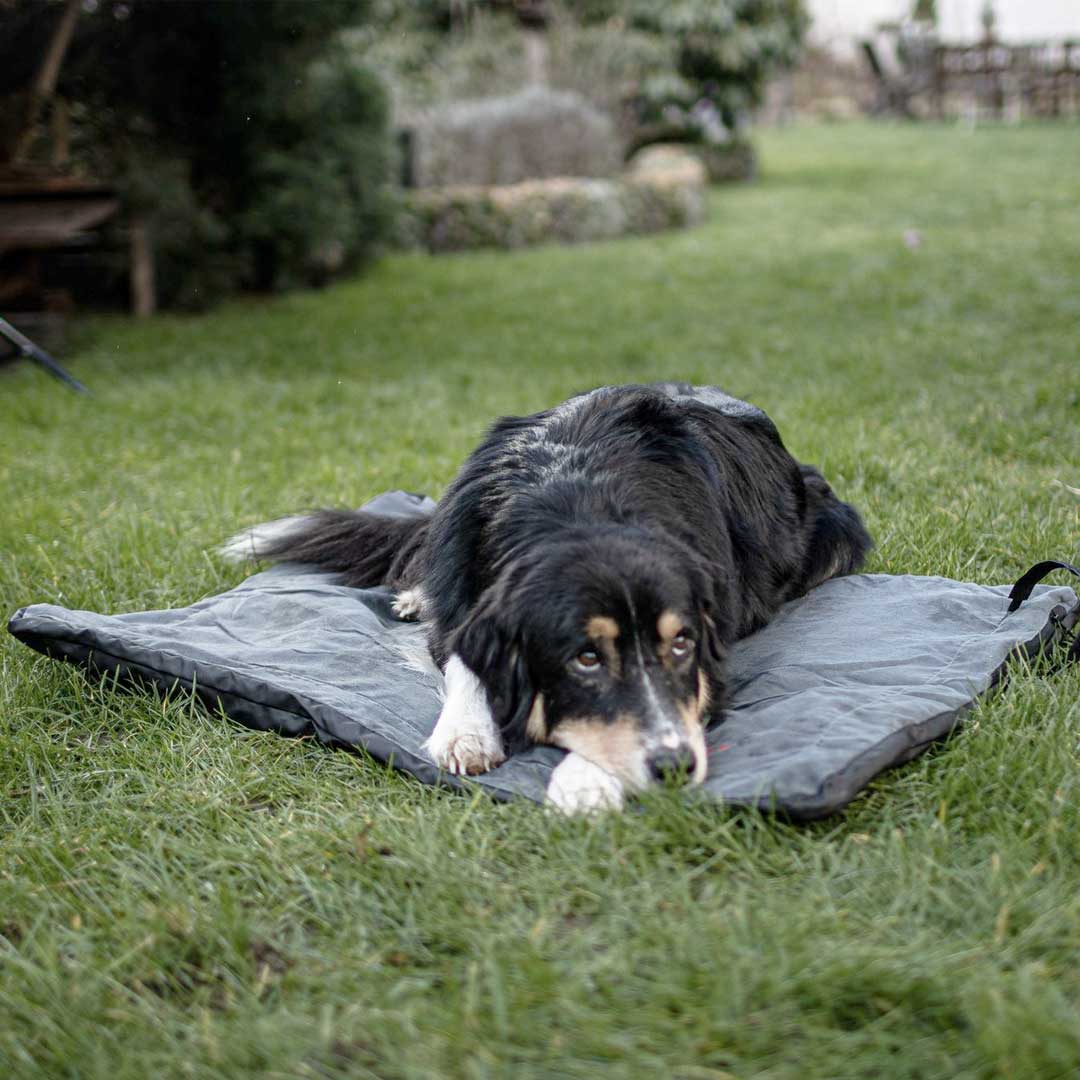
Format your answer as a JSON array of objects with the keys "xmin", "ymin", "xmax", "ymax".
[{"xmin": 219, "ymin": 510, "xmax": 428, "ymax": 589}]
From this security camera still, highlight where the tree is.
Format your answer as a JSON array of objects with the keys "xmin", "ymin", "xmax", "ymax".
[
  {"xmin": 578, "ymin": 0, "xmax": 809, "ymax": 139},
  {"xmin": 0, "ymin": 0, "xmax": 81, "ymax": 166},
  {"xmin": 372, "ymin": 0, "xmax": 808, "ymax": 144},
  {"xmin": 0, "ymin": 0, "xmax": 391, "ymax": 307}
]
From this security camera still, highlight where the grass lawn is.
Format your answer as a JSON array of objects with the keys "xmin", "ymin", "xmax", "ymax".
[{"xmin": 2, "ymin": 121, "xmax": 1080, "ymax": 1079}]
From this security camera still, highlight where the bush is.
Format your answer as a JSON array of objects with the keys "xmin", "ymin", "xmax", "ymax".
[
  {"xmin": 573, "ymin": 1, "xmax": 810, "ymax": 135},
  {"xmin": 395, "ymin": 146, "xmax": 705, "ymax": 253},
  {"xmin": 697, "ymin": 140, "xmax": 758, "ymax": 183},
  {"xmin": 354, "ymin": 11, "xmax": 528, "ymax": 115},
  {"xmin": 361, "ymin": 1, "xmax": 807, "ymax": 173},
  {"xmin": 239, "ymin": 55, "xmax": 391, "ymax": 291},
  {"xmin": 545, "ymin": 21, "xmax": 675, "ymax": 148},
  {"xmin": 1, "ymin": 0, "xmax": 391, "ymax": 308},
  {"xmin": 410, "ymin": 87, "xmax": 621, "ymax": 188}
]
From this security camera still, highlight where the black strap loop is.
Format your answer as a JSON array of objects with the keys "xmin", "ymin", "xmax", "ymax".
[{"xmin": 1007, "ymin": 560, "xmax": 1080, "ymax": 613}]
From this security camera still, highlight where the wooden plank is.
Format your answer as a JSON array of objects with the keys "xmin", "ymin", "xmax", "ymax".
[
  {"xmin": 0, "ymin": 174, "xmax": 113, "ymax": 198},
  {"xmin": 0, "ymin": 196, "xmax": 119, "ymax": 253}
]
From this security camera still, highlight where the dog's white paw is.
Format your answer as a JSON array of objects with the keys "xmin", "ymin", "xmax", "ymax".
[
  {"xmin": 545, "ymin": 752, "xmax": 624, "ymax": 815},
  {"xmin": 391, "ymin": 587, "xmax": 427, "ymax": 621},
  {"xmin": 427, "ymin": 727, "xmax": 506, "ymax": 776},
  {"xmin": 424, "ymin": 655, "xmax": 506, "ymax": 776}
]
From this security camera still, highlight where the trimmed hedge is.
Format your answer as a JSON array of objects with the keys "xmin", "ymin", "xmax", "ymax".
[
  {"xmin": 409, "ymin": 87, "xmax": 621, "ymax": 188},
  {"xmin": 396, "ymin": 145, "xmax": 705, "ymax": 254},
  {"xmin": 698, "ymin": 139, "xmax": 758, "ymax": 183}
]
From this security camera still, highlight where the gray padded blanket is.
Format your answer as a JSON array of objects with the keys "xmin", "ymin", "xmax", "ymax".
[{"xmin": 8, "ymin": 491, "xmax": 1079, "ymax": 818}]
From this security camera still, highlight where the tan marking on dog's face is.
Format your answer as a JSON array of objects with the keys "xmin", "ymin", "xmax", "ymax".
[
  {"xmin": 549, "ymin": 709, "xmax": 709, "ymax": 789},
  {"xmin": 547, "ymin": 714, "xmax": 648, "ymax": 788},
  {"xmin": 586, "ymin": 615, "xmax": 621, "ymax": 675},
  {"xmin": 657, "ymin": 611, "xmax": 683, "ymax": 642},
  {"xmin": 587, "ymin": 616, "xmax": 619, "ymax": 641},
  {"xmin": 671, "ymin": 672, "xmax": 710, "ymax": 784},
  {"xmin": 656, "ymin": 611, "xmax": 692, "ymax": 665},
  {"xmin": 682, "ymin": 718, "xmax": 708, "ymax": 783},
  {"xmin": 675, "ymin": 700, "xmax": 709, "ymax": 784},
  {"xmin": 526, "ymin": 694, "xmax": 546, "ymax": 742},
  {"xmin": 675, "ymin": 673, "xmax": 709, "ymax": 727}
]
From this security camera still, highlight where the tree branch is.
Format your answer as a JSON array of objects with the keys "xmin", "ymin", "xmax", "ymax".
[{"xmin": 11, "ymin": 0, "xmax": 82, "ymax": 164}]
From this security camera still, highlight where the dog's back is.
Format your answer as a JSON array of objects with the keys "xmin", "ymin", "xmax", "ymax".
[
  {"xmin": 420, "ymin": 383, "xmax": 869, "ymax": 639},
  {"xmin": 224, "ymin": 383, "xmax": 871, "ymax": 648}
]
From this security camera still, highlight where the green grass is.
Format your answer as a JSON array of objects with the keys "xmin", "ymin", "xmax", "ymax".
[{"xmin": 3, "ymin": 122, "xmax": 1080, "ymax": 1079}]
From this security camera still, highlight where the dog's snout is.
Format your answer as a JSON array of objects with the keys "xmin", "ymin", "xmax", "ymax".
[{"xmin": 646, "ymin": 747, "xmax": 697, "ymax": 785}]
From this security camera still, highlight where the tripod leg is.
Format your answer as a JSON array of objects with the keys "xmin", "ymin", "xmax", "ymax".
[{"xmin": 0, "ymin": 317, "xmax": 90, "ymax": 395}]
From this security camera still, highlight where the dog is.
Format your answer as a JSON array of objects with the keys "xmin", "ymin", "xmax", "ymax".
[{"xmin": 222, "ymin": 383, "xmax": 871, "ymax": 813}]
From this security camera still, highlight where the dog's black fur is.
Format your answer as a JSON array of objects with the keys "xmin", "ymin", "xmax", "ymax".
[{"xmin": 248, "ymin": 383, "xmax": 871, "ymax": 773}]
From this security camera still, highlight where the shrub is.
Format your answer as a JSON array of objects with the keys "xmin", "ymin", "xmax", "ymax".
[
  {"xmin": 545, "ymin": 21, "xmax": 675, "ymax": 148},
  {"xmin": 410, "ymin": 87, "xmax": 621, "ymax": 188},
  {"xmin": 572, "ymin": 1, "xmax": 810, "ymax": 136},
  {"xmin": 238, "ymin": 55, "xmax": 391, "ymax": 291},
  {"xmin": 395, "ymin": 145, "xmax": 704, "ymax": 253},
  {"xmin": 1, "ymin": 0, "xmax": 391, "ymax": 308},
  {"xmin": 362, "ymin": 1, "xmax": 807, "ymax": 172},
  {"xmin": 697, "ymin": 140, "xmax": 758, "ymax": 183},
  {"xmin": 354, "ymin": 11, "xmax": 528, "ymax": 114}
]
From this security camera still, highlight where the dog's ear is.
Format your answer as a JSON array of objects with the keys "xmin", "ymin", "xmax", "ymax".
[{"xmin": 453, "ymin": 604, "xmax": 536, "ymax": 752}]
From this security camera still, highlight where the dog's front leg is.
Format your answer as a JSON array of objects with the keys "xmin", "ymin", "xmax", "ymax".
[
  {"xmin": 545, "ymin": 752, "xmax": 625, "ymax": 815},
  {"xmin": 425, "ymin": 655, "xmax": 507, "ymax": 775}
]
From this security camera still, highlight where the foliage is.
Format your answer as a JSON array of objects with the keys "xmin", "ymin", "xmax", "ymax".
[
  {"xmin": 0, "ymin": 0, "xmax": 391, "ymax": 306},
  {"xmin": 366, "ymin": 0, "xmax": 807, "ymax": 147},
  {"xmin": 593, "ymin": 0, "xmax": 810, "ymax": 136},
  {"xmin": 2, "ymin": 122, "xmax": 1080, "ymax": 1079},
  {"xmin": 409, "ymin": 88, "xmax": 621, "ymax": 188},
  {"xmin": 236, "ymin": 56, "xmax": 391, "ymax": 292},
  {"xmin": 355, "ymin": 9, "xmax": 528, "ymax": 115},
  {"xmin": 697, "ymin": 138, "xmax": 758, "ymax": 182},
  {"xmin": 396, "ymin": 148, "xmax": 704, "ymax": 252},
  {"xmin": 545, "ymin": 21, "xmax": 674, "ymax": 145},
  {"xmin": 372, "ymin": 0, "xmax": 522, "ymax": 33}
]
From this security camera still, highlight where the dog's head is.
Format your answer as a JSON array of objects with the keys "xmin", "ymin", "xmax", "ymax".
[{"xmin": 452, "ymin": 528, "xmax": 729, "ymax": 790}]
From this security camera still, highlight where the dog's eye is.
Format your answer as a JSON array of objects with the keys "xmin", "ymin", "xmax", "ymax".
[
  {"xmin": 574, "ymin": 649, "xmax": 602, "ymax": 671},
  {"xmin": 671, "ymin": 633, "xmax": 694, "ymax": 659}
]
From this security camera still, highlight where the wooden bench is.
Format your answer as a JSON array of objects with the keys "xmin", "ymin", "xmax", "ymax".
[{"xmin": 0, "ymin": 171, "xmax": 155, "ymax": 317}]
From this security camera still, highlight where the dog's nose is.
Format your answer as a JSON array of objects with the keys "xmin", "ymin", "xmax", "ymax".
[{"xmin": 646, "ymin": 748, "xmax": 697, "ymax": 785}]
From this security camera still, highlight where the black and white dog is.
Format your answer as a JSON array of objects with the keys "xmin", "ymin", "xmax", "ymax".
[{"xmin": 223, "ymin": 383, "xmax": 871, "ymax": 812}]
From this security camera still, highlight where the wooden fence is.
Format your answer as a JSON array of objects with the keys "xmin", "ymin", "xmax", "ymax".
[
  {"xmin": 932, "ymin": 40, "xmax": 1080, "ymax": 119},
  {"xmin": 863, "ymin": 36, "xmax": 1080, "ymax": 120}
]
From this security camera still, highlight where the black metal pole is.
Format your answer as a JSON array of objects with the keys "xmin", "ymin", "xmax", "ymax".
[{"xmin": 0, "ymin": 316, "xmax": 90, "ymax": 395}]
